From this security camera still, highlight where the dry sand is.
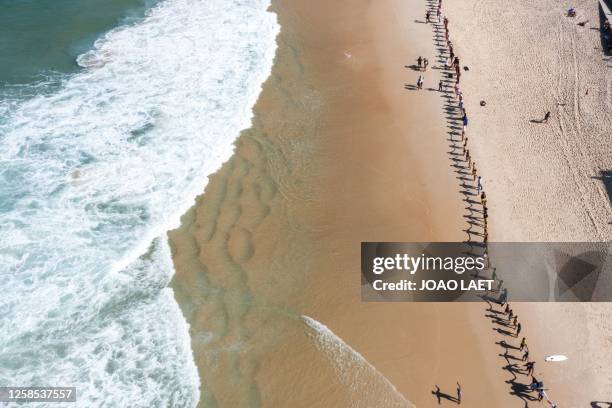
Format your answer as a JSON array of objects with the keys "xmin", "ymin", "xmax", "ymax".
[
  {"xmin": 444, "ymin": 0, "xmax": 611, "ymax": 242},
  {"xmin": 169, "ymin": 0, "xmax": 611, "ymax": 406},
  {"xmin": 444, "ymin": 0, "xmax": 612, "ymax": 405}
]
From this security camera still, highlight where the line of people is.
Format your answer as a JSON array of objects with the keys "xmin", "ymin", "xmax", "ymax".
[
  {"xmin": 424, "ymin": 0, "xmax": 559, "ymax": 406},
  {"xmin": 496, "ymin": 292, "xmax": 558, "ymax": 407}
]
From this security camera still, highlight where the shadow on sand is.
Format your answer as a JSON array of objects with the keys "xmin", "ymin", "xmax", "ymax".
[
  {"xmin": 431, "ymin": 386, "xmax": 459, "ymax": 405},
  {"xmin": 592, "ymin": 170, "xmax": 612, "ymax": 205}
]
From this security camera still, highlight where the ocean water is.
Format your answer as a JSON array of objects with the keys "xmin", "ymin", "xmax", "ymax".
[
  {"xmin": 0, "ymin": 0, "xmax": 158, "ymax": 86},
  {"xmin": 0, "ymin": 0, "xmax": 279, "ymax": 406}
]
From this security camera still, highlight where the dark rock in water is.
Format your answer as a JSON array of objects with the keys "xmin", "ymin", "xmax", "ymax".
[
  {"xmin": 480, "ymin": 100, "xmax": 486, "ymax": 106},
  {"xmin": 463, "ymin": 66, "xmax": 469, "ymax": 71}
]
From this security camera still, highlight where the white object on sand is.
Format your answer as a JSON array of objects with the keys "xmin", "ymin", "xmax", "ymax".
[{"xmin": 544, "ymin": 355, "xmax": 568, "ymax": 362}]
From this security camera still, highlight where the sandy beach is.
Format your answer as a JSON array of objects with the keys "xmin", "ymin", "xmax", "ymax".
[
  {"xmin": 443, "ymin": 0, "xmax": 612, "ymax": 405},
  {"xmin": 170, "ymin": 0, "xmax": 612, "ymax": 406},
  {"xmin": 444, "ymin": 0, "xmax": 611, "ymax": 242}
]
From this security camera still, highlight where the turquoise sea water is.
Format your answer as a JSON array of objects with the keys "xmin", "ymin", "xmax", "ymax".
[
  {"xmin": 0, "ymin": 0, "xmax": 279, "ymax": 405},
  {"xmin": 0, "ymin": 0, "xmax": 154, "ymax": 85}
]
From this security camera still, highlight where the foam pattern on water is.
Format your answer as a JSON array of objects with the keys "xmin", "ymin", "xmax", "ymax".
[
  {"xmin": 302, "ymin": 315, "xmax": 415, "ymax": 408},
  {"xmin": 0, "ymin": 0, "xmax": 279, "ymax": 405}
]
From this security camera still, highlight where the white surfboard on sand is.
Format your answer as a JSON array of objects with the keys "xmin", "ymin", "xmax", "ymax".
[{"xmin": 545, "ymin": 355, "xmax": 568, "ymax": 362}]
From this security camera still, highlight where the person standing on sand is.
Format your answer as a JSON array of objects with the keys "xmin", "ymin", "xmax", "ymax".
[
  {"xmin": 516, "ymin": 322, "xmax": 522, "ymax": 336},
  {"xmin": 423, "ymin": 58, "xmax": 429, "ymax": 71},
  {"xmin": 530, "ymin": 376, "xmax": 542, "ymax": 391},
  {"xmin": 456, "ymin": 382, "xmax": 462, "ymax": 404},
  {"xmin": 417, "ymin": 56, "xmax": 423, "ymax": 70},
  {"xmin": 444, "ymin": 16, "xmax": 449, "ymax": 29},
  {"xmin": 520, "ymin": 337, "xmax": 527, "ymax": 350},
  {"xmin": 462, "ymin": 112, "xmax": 468, "ymax": 131},
  {"xmin": 437, "ymin": 7, "xmax": 441, "ymax": 21},
  {"xmin": 426, "ymin": 10, "xmax": 431, "ymax": 23},
  {"xmin": 417, "ymin": 75, "xmax": 424, "ymax": 90},
  {"xmin": 438, "ymin": 80, "xmax": 444, "ymax": 92},
  {"xmin": 500, "ymin": 287, "xmax": 508, "ymax": 304},
  {"xmin": 525, "ymin": 361, "xmax": 535, "ymax": 375},
  {"xmin": 522, "ymin": 349, "xmax": 529, "ymax": 361},
  {"xmin": 543, "ymin": 111, "xmax": 551, "ymax": 123},
  {"xmin": 538, "ymin": 389, "xmax": 545, "ymax": 401},
  {"xmin": 477, "ymin": 176, "xmax": 482, "ymax": 193}
]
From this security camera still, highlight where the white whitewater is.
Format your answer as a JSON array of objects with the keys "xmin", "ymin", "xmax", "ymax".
[
  {"xmin": 302, "ymin": 315, "xmax": 415, "ymax": 408},
  {"xmin": 0, "ymin": 0, "xmax": 279, "ymax": 405}
]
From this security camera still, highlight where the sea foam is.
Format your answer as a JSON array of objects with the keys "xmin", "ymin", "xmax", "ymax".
[
  {"xmin": 302, "ymin": 315, "xmax": 415, "ymax": 408},
  {"xmin": 0, "ymin": 0, "xmax": 279, "ymax": 405}
]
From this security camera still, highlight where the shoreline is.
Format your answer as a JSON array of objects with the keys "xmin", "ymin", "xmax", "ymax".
[
  {"xmin": 169, "ymin": 0, "xmax": 507, "ymax": 405},
  {"xmin": 169, "ymin": 0, "xmax": 611, "ymax": 406}
]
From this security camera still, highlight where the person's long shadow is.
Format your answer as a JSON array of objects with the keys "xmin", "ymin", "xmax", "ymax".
[
  {"xmin": 529, "ymin": 118, "xmax": 545, "ymax": 124},
  {"xmin": 494, "ymin": 327, "xmax": 515, "ymax": 337},
  {"xmin": 592, "ymin": 169, "xmax": 612, "ymax": 205},
  {"xmin": 503, "ymin": 363, "xmax": 523, "ymax": 375},
  {"xmin": 508, "ymin": 379, "xmax": 537, "ymax": 402},
  {"xmin": 487, "ymin": 314, "xmax": 514, "ymax": 328},
  {"xmin": 496, "ymin": 340, "xmax": 520, "ymax": 350},
  {"xmin": 499, "ymin": 351, "xmax": 521, "ymax": 361},
  {"xmin": 432, "ymin": 385, "xmax": 458, "ymax": 404},
  {"xmin": 486, "ymin": 306, "xmax": 505, "ymax": 315},
  {"xmin": 480, "ymin": 294, "xmax": 499, "ymax": 305}
]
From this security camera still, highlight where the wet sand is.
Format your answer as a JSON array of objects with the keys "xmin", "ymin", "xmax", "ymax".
[
  {"xmin": 169, "ymin": 0, "xmax": 611, "ymax": 407},
  {"xmin": 169, "ymin": 0, "xmax": 509, "ymax": 406}
]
